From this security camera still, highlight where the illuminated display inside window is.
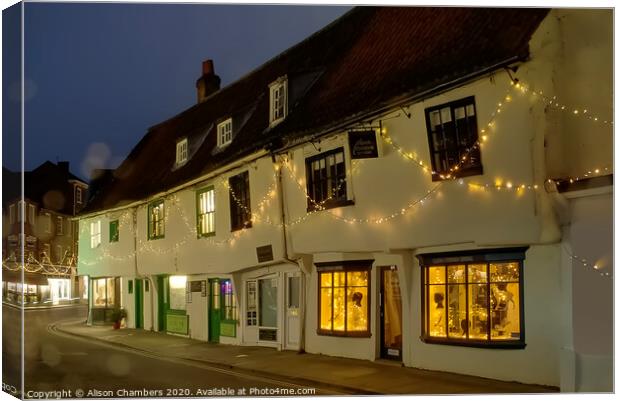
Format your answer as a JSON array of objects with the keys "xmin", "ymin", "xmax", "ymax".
[
  {"xmin": 424, "ymin": 257, "xmax": 522, "ymax": 345},
  {"xmin": 318, "ymin": 267, "xmax": 370, "ymax": 336}
]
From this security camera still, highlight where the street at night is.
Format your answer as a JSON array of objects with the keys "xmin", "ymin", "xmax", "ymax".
[{"xmin": 2, "ymin": 305, "xmax": 332, "ymax": 398}]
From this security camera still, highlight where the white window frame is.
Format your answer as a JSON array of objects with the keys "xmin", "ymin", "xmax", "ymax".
[
  {"xmin": 197, "ymin": 186, "xmax": 216, "ymax": 237},
  {"xmin": 176, "ymin": 138, "xmax": 188, "ymax": 165},
  {"xmin": 9, "ymin": 204, "xmax": 15, "ymax": 224},
  {"xmin": 217, "ymin": 118, "xmax": 233, "ymax": 148},
  {"xmin": 76, "ymin": 187, "xmax": 83, "ymax": 204},
  {"xmin": 269, "ymin": 78, "xmax": 288, "ymax": 126},
  {"xmin": 56, "ymin": 216, "xmax": 64, "ymax": 235},
  {"xmin": 28, "ymin": 204, "xmax": 35, "ymax": 224},
  {"xmin": 90, "ymin": 220, "xmax": 101, "ymax": 248},
  {"xmin": 44, "ymin": 213, "xmax": 52, "ymax": 233}
]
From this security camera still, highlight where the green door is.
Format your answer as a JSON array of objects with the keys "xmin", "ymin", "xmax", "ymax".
[
  {"xmin": 135, "ymin": 279, "xmax": 143, "ymax": 329},
  {"xmin": 157, "ymin": 275, "xmax": 169, "ymax": 332},
  {"xmin": 208, "ymin": 279, "xmax": 221, "ymax": 342}
]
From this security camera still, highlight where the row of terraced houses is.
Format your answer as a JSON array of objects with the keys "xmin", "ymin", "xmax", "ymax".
[{"xmin": 77, "ymin": 7, "xmax": 613, "ymax": 392}]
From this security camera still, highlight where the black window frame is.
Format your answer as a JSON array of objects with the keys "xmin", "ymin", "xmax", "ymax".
[
  {"xmin": 424, "ymin": 96, "xmax": 482, "ymax": 181},
  {"xmin": 228, "ymin": 171, "xmax": 252, "ymax": 232},
  {"xmin": 418, "ymin": 248, "xmax": 527, "ymax": 349},
  {"xmin": 305, "ymin": 147, "xmax": 353, "ymax": 212}
]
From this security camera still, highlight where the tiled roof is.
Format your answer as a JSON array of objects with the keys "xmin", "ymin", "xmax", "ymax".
[{"xmin": 82, "ymin": 6, "xmax": 549, "ymax": 214}]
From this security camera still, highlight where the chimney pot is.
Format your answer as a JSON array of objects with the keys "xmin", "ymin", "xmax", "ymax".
[
  {"xmin": 196, "ymin": 59, "xmax": 221, "ymax": 103},
  {"xmin": 202, "ymin": 59, "xmax": 215, "ymax": 75}
]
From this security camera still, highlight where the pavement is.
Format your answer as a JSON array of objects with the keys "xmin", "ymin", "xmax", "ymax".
[{"xmin": 55, "ymin": 321, "xmax": 559, "ymax": 395}]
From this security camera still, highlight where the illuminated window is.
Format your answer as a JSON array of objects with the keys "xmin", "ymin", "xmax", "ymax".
[
  {"xmin": 176, "ymin": 138, "xmax": 188, "ymax": 165},
  {"xmin": 221, "ymin": 280, "xmax": 237, "ymax": 322},
  {"xmin": 168, "ymin": 275, "xmax": 187, "ymax": 311},
  {"xmin": 317, "ymin": 263, "xmax": 371, "ymax": 337},
  {"xmin": 419, "ymin": 248, "xmax": 525, "ymax": 348},
  {"xmin": 148, "ymin": 200, "xmax": 165, "ymax": 240},
  {"xmin": 306, "ymin": 148, "xmax": 351, "ymax": 211},
  {"xmin": 196, "ymin": 186, "xmax": 215, "ymax": 237},
  {"xmin": 269, "ymin": 78, "xmax": 287, "ymax": 126},
  {"xmin": 228, "ymin": 171, "xmax": 251, "ymax": 231},
  {"xmin": 109, "ymin": 220, "xmax": 119, "ymax": 242},
  {"xmin": 56, "ymin": 216, "xmax": 64, "ymax": 235},
  {"xmin": 425, "ymin": 96, "xmax": 482, "ymax": 180},
  {"xmin": 90, "ymin": 220, "xmax": 101, "ymax": 248},
  {"xmin": 92, "ymin": 277, "xmax": 118, "ymax": 308},
  {"xmin": 217, "ymin": 118, "xmax": 233, "ymax": 148}
]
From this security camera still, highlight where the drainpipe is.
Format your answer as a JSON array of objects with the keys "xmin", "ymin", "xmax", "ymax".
[
  {"xmin": 272, "ymin": 153, "xmax": 306, "ymax": 353},
  {"xmin": 133, "ymin": 208, "xmax": 155, "ymax": 331}
]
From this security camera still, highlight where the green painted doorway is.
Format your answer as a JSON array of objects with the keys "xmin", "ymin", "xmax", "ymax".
[
  {"xmin": 208, "ymin": 278, "xmax": 221, "ymax": 342},
  {"xmin": 135, "ymin": 279, "xmax": 144, "ymax": 329},
  {"xmin": 157, "ymin": 275, "xmax": 169, "ymax": 332}
]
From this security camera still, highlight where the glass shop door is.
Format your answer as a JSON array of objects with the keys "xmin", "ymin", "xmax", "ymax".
[{"xmin": 380, "ymin": 266, "xmax": 402, "ymax": 360}]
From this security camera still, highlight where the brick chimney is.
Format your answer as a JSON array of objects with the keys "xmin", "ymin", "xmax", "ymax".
[
  {"xmin": 196, "ymin": 59, "xmax": 221, "ymax": 103},
  {"xmin": 58, "ymin": 161, "xmax": 69, "ymax": 174}
]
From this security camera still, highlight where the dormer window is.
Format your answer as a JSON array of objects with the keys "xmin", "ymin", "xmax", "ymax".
[
  {"xmin": 269, "ymin": 78, "xmax": 287, "ymax": 126},
  {"xmin": 176, "ymin": 138, "xmax": 188, "ymax": 165},
  {"xmin": 217, "ymin": 118, "xmax": 233, "ymax": 148}
]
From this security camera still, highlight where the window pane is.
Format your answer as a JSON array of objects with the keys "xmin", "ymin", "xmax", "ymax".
[
  {"xmin": 320, "ymin": 288, "xmax": 332, "ymax": 330},
  {"xmin": 447, "ymin": 265, "xmax": 465, "ymax": 283},
  {"xmin": 106, "ymin": 278, "xmax": 116, "ymax": 307},
  {"xmin": 333, "ymin": 271, "xmax": 345, "ymax": 287},
  {"xmin": 332, "ymin": 288, "xmax": 346, "ymax": 331},
  {"xmin": 490, "ymin": 262, "xmax": 519, "ymax": 282},
  {"xmin": 430, "ymin": 110, "xmax": 441, "ymax": 128},
  {"xmin": 440, "ymin": 107, "xmax": 451, "ymax": 122},
  {"xmin": 93, "ymin": 278, "xmax": 107, "ymax": 307},
  {"xmin": 427, "ymin": 266, "xmax": 445, "ymax": 284},
  {"xmin": 428, "ymin": 285, "xmax": 446, "ymax": 337},
  {"xmin": 468, "ymin": 264, "xmax": 488, "ymax": 283},
  {"xmin": 288, "ymin": 276, "xmax": 300, "ymax": 309},
  {"xmin": 259, "ymin": 278, "xmax": 277, "ymax": 327},
  {"xmin": 347, "ymin": 286, "xmax": 368, "ymax": 331},
  {"xmin": 455, "ymin": 106, "xmax": 466, "ymax": 120},
  {"xmin": 447, "ymin": 284, "xmax": 467, "ymax": 338},
  {"xmin": 347, "ymin": 271, "xmax": 367, "ymax": 287},
  {"xmin": 468, "ymin": 284, "xmax": 488, "ymax": 339},
  {"xmin": 320, "ymin": 272, "xmax": 332, "ymax": 287},
  {"xmin": 491, "ymin": 283, "xmax": 520, "ymax": 340},
  {"xmin": 169, "ymin": 275, "xmax": 187, "ymax": 310}
]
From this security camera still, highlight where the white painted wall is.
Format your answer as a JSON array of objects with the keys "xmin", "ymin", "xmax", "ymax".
[
  {"xmin": 410, "ymin": 245, "xmax": 562, "ymax": 386},
  {"xmin": 566, "ymin": 191, "xmax": 613, "ymax": 391},
  {"xmin": 121, "ymin": 277, "xmax": 136, "ymax": 329}
]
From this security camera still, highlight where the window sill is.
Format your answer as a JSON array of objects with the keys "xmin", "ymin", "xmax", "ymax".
[
  {"xmin": 431, "ymin": 166, "xmax": 483, "ymax": 182},
  {"xmin": 307, "ymin": 199, "xmax": 355, "ymax": 213},
  {"xmin": 197, "ymin": 232, "xmax": 216, "ymax": 239},
  {"xmin": 231, "ymin": 222, "xmax": 252, "ymax": 232},
  {"xmin": 316, "ymin": 329, "xmax": 371, "ymax": 338},
  {"xmin": 421, "ymin": 336, "xmax": 525, "ymax": 349},
  {"xmin": 148, "ymin": 236, "xmax": 165, "ymax": 241}
]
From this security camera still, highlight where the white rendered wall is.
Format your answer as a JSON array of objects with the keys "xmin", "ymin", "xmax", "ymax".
[{"xmin": 409, "ymin": 245, "xmax": 562, "ymax": 386}]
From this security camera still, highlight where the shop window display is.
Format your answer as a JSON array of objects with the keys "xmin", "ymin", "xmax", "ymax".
[
  {"xmin": 422, "ymin": 252, "xmax": 524, "ymax": 347},
  {"xmin": 318, "ymin": 266, "xmax": 370, "ymax": 336}
]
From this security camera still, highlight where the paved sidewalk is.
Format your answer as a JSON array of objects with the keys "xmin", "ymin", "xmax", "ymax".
[{"xmin": 56, "ymin": 321, "xmax": 558, "ymax": 395}]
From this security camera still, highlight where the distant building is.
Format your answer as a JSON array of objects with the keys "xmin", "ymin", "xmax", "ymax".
[
  {"xmin": 2, "ymin": 161, "xmax": 89, "ymax": 306},
  {"xmin": 77, "ymin": 7, "xmax": 612, "ymax": 392}
]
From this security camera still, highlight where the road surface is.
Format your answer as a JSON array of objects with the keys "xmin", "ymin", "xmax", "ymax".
[{"xmin": 2, "ymin": 304, "xmax": 333, "ymax": 398}]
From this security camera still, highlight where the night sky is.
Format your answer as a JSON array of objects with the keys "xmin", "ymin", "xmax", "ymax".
[{"xmin": 3, "ymin": 3, "xmax": 351, "ymax": 180}]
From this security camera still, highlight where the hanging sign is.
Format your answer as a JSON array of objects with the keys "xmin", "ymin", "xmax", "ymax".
[
  {"xmin": 348, "ymin": 130, "xmax": 379, "ymax": 159},
  {"xmin": 256, "ymin": 245, "xmax": 274, "ymax": 263}
]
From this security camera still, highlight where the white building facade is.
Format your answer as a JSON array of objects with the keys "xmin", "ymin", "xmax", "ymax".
[{"xmin": 78, "ymin": 8, "xmax": 612, "ymax": 392}]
